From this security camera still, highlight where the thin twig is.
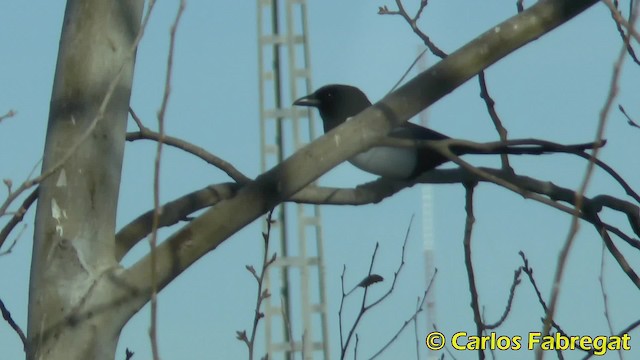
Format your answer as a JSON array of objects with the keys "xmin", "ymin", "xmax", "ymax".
[
  {"xmin": 540, "ymin": 6, "xmax": 638, "ymax": 354},
  {"xmin": 236, "ymin": 210, "xmax": 277, "ymax": 360},
  {"xmin": 367, "ymin": 217, "xmax": 412, "ymax": 311},
  {"xmin": 148, "ymin": 3, "xmax": 186, "ymax": 359},
  {"xmin": 597, "ymin": 240, "xmax": 621, "ymax": 360},
  {"xmin": 0, "ymin": 298, "xmax": 27, "ymax": 351},
  {"xmin": 341, "ymin": 216, "xmax": 413, "ymax": 359},
  {"xmin": 519, "ymin": 252, "xmax": 571, "ymax": 340},
  {"xmin": 354, "ymin": 334, "xmax": 359, "ymax": 360},
  {"xmin": 618, "ymin": 104, "xmax": 640, "ymax": 129},
  {"xmin": 127, "ymin": 108, "xmax": 250, "ymax": 183},
  {"xmin": 602, "ymin": 0, "xmax": 640, "ymax": 64},
  {"xmin": 0, "ymin": 110, "xmax": 16, "ymax": 124},
  {"xmin": 433, "ymin": 324, "xmax": 458, "ymax": 360},
  {"xmin": 462, "ymin": 183, "xmax": 484, "ymax": 360},
  {"xmin": 0, "ymin": 187, "xmax": 37, "ymax": 250},
  {"xmin": 484, "ymin": 266, "xmax": 523, "ymax": 330},
  {"xmin": 478, "ymin": 71, "xmax": 512, "ymax": 171},
  {"xmin": 378, "ymin": 1, "xmax": 447, "ymax": 58},
  {"xmin": 125, "ymin": 348, "xmax": 134, "ymax": 360},
  {"xmin": 388, "ymin": 48, "xmax": 429, "ymax": 93},
  {"xmin": 369, "ymin": 269, "xmax": 438, "ymax": 359},
  {"xmin": 236, "ymin": 211, "xmax": 276, "ymax": 358},
  {"xmin": 378, "ymin": 137, "xmax": 603, "ymax": 155},
  {"xmin": 590, "ymin": 213, "xmax": 640, "ymax": 290},
  {"xmin": 582, "ymin": 319, "xmax": 640, "ymax": 359},
  {"xmin": 339, "ymin": 265, "xmax": 348, "ymax": 356},
  {"xmin": 0, "ymin": 224, "xmax": 26, "ymax": 256},
  {"xmin": 340, "ymin": 242, "xmax": 380, "ymax": 360},
  {"xmin": 385, "ymin": 135, "xmax": 640, "ymax": 202}
]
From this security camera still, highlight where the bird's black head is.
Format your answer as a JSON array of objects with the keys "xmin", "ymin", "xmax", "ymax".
[{"xmin": 293, "ymin": 84, "xmax": 372, "ymax": 132}]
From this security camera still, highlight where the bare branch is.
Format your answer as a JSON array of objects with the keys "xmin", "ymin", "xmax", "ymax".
[
  {"xmin": 148, "ymin": 3, "xmax": 186, "ymax": 359},
  {"xmin": 618, "ymin": 104, "xmax": 640, "ymax": 129},
  {"xmin": 0, "ymin": 188, "xmax": 37, "ymax": 251},
  {"xmin": 602, "ymin": 0, "xmax": 640, "ymax": 65},
  {"xmin": 485, "ymin": 267, "xmax": 523, "ymax": 330},
  {"xmin": 582, "ymin": 318, "xmax": 640, "ymax": 359},
  {"xmin": 0, "ymin": 224, "xmax": 27, "ymax": 256},
  {"xmin": 125, "ymin": 348, "xmax": 134, "ymax": 360},
  {"xmin": 380, "ymin": 0, "xmax": 515, "ymax": 171},
  {"xmin": 238, "ymin": 211, "xmax": 276, "ymax": 360},
  {"xmin": 148, "ymin": 4, "xmax": 186, "ymax": 359},
  {"xmin": 338, "ymin": 265, "xmax": 347, "ymax": 356},
  {"xmin": 369, "ymin": 270, "xmax": 438, "ymax": 360},
  {"xmin": 378, "ymin": 1, "xmax": 447, "ymax": 58},
  {"xmin": 115, "ymin": 155, "xmax": 640, "ymax": 261},
  {"xmin": 341, "ymin": 217, "xmax": 413, "ymax": 359},
  {"xmin": 388, "ymin": 48, "xmax": 428, "ymax": 93},
  {"xmin": 340, "ymin": 242, "xmax": 380, "ymax": 360},
  {"xmin": 541, "ymin": 6, "xmax": 638, "ymax": 350},
  {"xmin": 519, "ymin": 252, "xmax": 570, "ymax": 338},
  {"xmin": 462, "ymin": 183, "xmax": 485, "ymax": 360},
  {"xmin": 597, "ymin": 241, "xmax": 619, "ymax": 358},
  {"xmin": 0, "ymin": 110, "xmax": 17, "ymax": 124},
  {"xmin": 478, "ymin": 71, "xmax": 512, "ymax": 171},
  {"xmin": 126, "ymin": 111, "xmax": 250, "ymax": 183},
  {"xmin": 591, "ymin": 212, "xmax": 640, "ymax": 290},
  {"xmin": 115, "ymin": 183, "xmax": 240, "ymax": 260},
  {"xmin": 378, "ymin": 137, "xmax": 604, "ymax": 155},
  {"xmin": 0, "ymin": 298, "xmax": 26, "ymax": 351}
]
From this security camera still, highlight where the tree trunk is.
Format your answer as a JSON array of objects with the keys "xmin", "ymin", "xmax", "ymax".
[{"xmin": 28, "ymin": 1, "xmax": 144, "ymax": 359}]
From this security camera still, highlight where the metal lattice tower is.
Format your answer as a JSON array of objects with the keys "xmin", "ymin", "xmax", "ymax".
[{"xmin": 257, "ymin": 0, "xmax": 329, "ymax": 359}]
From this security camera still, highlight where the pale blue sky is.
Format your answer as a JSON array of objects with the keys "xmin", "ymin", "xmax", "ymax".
[{"xmin": 1, "ymin": 1, "xmax": 639, "ymax": 359}]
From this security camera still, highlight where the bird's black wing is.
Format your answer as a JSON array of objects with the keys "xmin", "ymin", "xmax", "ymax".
[
  {"xmin": 389, "ymin": 122, "xmax": 451, "ymax": 178},
  {"xmin": 389, "ymin": 122, "xmax": 450, "ymax": 141}
]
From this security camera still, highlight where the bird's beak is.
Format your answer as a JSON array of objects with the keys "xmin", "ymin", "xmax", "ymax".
[{"xmin": 293, "ymin": 94, "xmax": 320, "ymax": 107}]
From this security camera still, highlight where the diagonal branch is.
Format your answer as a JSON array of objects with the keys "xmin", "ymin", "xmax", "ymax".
[
  {"xmin": 126, "ymin": 109, "xmax": 250, "ymax": 184},
  {"xmin": 115, "ymin": 183, "xmax": 241, "ymax": 260},
  {"xmin": 114, "ymin": 0, "xmax": 602, "ymax": 312},
  {"xmin": 115, "ymin": 164, "xmax": 640, "ymax": 262},
  {"xmin": 540, "ymin": 5, "xmax": 638, "ymax": 350},
  {"xmin": 0, "ymin": 188, "xmax": 38, "ymax": 251}
]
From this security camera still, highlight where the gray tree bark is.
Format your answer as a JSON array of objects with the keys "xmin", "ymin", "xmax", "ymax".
[{"xmin": 28, "ymin": 1, "xmax": 144, "ymax": 359}]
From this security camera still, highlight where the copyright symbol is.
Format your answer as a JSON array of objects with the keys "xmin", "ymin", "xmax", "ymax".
[{"xmin": 425, "ymin": 331, "xmax": 445, "ymax": 350}]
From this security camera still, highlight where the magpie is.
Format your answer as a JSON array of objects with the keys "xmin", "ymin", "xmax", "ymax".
[{"xmin": 293, "ymin": 84, "xmax": 595, "ymax": 180}]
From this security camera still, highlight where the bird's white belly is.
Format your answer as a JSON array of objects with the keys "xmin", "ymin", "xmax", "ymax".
[{"xmin": 349, "ymin": 146, "xmax": 416, "ymax": 179}]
